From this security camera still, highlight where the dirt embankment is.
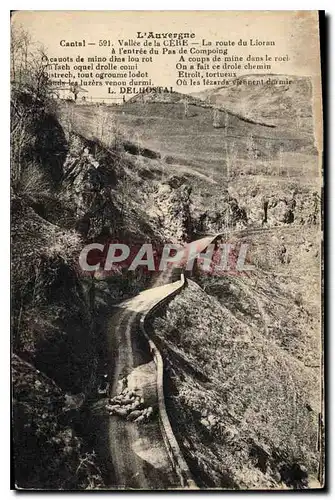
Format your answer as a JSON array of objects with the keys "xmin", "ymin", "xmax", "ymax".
[
  {"xmin": 12, "ymin": 354, "xmax": 104, "ymax": 489},
  {"xmin": 11, "ymin": 89, "xmax": 108, "ymax": 488}
]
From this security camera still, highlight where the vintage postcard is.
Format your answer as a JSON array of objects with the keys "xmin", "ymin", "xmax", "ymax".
[{"xmin": 11, "ymin": 10, "xmax": 324, "ymax": 490}]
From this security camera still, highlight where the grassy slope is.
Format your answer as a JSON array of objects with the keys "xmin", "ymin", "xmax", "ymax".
[
  {"xmin": 68, "ymin": 92, "xmax": 319, "ymax": 240},
  {"xmin": 71, "ymin": 95, "xmax": 315, "ymax": 184},
  {"xmin": 192, "ymin": 75, "xmax": 314, "ymax": 133},
  {"xmin": 151, "ymin": 278, "xmax": 320, "ymax": 489}
]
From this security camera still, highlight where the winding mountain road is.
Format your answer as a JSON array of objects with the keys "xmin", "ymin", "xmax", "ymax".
[
  {"xmin": 99, "ymin": 235, "xmax": 220, "ymax": 489},
  {"xmin": 100, "ymin": 229, "xmax": 278, "ymax": 488},
  {"xmin": 105, "ymin": 281, "xmax": 185, "ymax": 489}
]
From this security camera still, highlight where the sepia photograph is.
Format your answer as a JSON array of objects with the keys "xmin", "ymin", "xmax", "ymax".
[{"xmin": 10, "ymin": 10, "xmax": 324, "ymax": 490}]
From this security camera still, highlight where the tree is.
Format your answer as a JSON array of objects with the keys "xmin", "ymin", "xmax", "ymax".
[
  {"xmin": 70, "ymin": 82, "xmax": 80, "ymax": 101},
  {"xmin": 11, "ymin": 24, "xmax": 31, "ymax": 85},
  {"xmin": 182, "ymin": 98, "xmax": 189, "ymax": 118},
  {"xmin": 213, "ymin": 108, "xmax": 220, "ymax": 128},
  {"xmin": 278, "ymin": 145, "xmax": 284, "ymax": 176},
  {"xmin": 224, "ymin": 111, "xmax": 229, "ymax": 136},
  {"xmin": 11, "ymin": 23, "xmax": 50, "ymax": 99},
  {"xmin": 93, "ymin": 106, "xmax": 121, "ymax": 150},
  {"xmin": 11, "ymin": 23, "xmax": 53, "ymax": 192},
  {"xmin": 246, "ymin": 133, "xmax": 257, "ymax": 174},
  {"xmin": 225, "ymin": 140, "xmax": 237, "ymax": 178}
]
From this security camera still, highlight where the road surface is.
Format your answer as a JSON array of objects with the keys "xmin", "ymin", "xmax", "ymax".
[
  {"xmin": 102, "ymin": 281, "xmax": 184, "ymax": 489},
  {"xmin": 95, "ymin": 235, "xmax": 220, "ymax": 489}
]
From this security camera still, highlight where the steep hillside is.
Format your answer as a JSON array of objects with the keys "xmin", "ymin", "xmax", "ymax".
[
  {"xmin": 68, "ymin": 82, "xmax": 319, "ymax": 239},
  {"xmin": 11, "ymin": 196, "xmax": 96, "ymax": 394},
  {"xmin": 11, "ymin": 89, "xmax": 108, "ymax": 488},
  {"xmin": 11, "ymin": 86, "xmax": 208, "ymax": 488},
  {"xmin": 13, "ymin": 355, "xmax": 104, "ymax": 490},
  {"xmin": 149, "ymin": 277, "xmax": 320, "ymax": 489},
  {"xmin": 9, "ymin": 90, "xmax": 160, "ymax": 487},
  {"xmin": 193, "ymin": 75, "xmax": 314, "ymax": 134},
  {"xmin": 71, "ymin": 89, "xmax": 316, "ymax": 187}
]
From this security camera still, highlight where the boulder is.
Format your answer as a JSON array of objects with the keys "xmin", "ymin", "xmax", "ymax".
[
  {"xmin": 134, "ymin": 414, "xmax": 145, "ymax": 424},
  {"xmin": 114, "ymin": 408, "xmax": 128, "ymax": 417},
  {"xmin": 127, "ymin": 410, "xmax": 143, "ymax": 421}
]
